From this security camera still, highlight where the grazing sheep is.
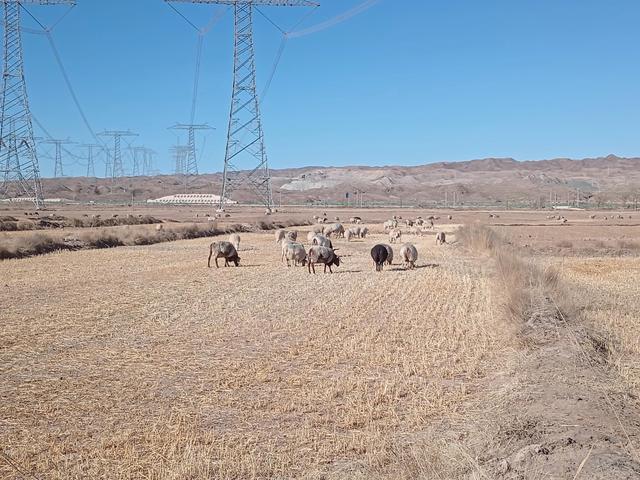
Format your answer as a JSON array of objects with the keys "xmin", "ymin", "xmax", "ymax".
[
  {"xmin": 229, "ymin": 233, "xmax": 241, "ymax": 251},
  {"xmin": 405, "ymin": 219, "xmax": 414, "ymax": 227},
  {"xmin": 415, "ymin": 218, "xmax": 425, "ymax": 226},
  {"xmin": 275, "ymin": 229, "xmax": 286, "ymax": 243},
  {"xmin": 350, "ymin": 216, "xmax": 362, "ymax": 224},
  {"xmin": 436, "ymin": 232, "xmax": 446, "ymax": 245},
  {"xmin": 264, "ymin": 209, "xmax": 272, "ymax": 216},
  {"xmin": 382, "ymin": 244, "xmax": 394, "ymax": 265},
  {"xmin": 323, "ymin": 223, "xmax": 345, "ymax": 238},
  {"xmin": 312, "ymin": 234, "xmax": 333, "ymax": 248},
  {"xmin": 359, "ymin": 227, "xmax": 369, "ymax": 239},
  {"xmin": 346, "ymin": 226, "xmax": 361, "ymax": 238},
  {"xmin": 334, "ymin": 216, "xmax": 340, "ymax": 222},
  {"xmin": 383, "ymin": 219, "xmax": 398, "ymax": 231},
  {"xmin": 285, "ymin": 230, "xmax": 298, "ymax": 242},
  {"xmin": 155, "ymin": 224, "xmax": 164, "ymax": 231},
  {"xmin": 207, "ymin": 241, "xmax": 240, "ymax": 268},
  {"xmin": 345, "ymin": 229, "xmax": 354, "ymax": 242},
  {"xmin": 284, "ymin": 242, "xmax": 307, "ymax": 267},
  {"xmin": 307, "ymin": 246, "xmax": 340, "ymax": 274},
  {"xmin": 371, "ymin": 244, "xmax": 389, "ymax": 272},
  {"xmin": 448, "ymin": 215, "xmax": 453, "ymax": 220},
  {"xmin": 400, "ymin": 243, "xmax": 418, "ymax": 270},
  {"xmin": 389, "ymin": 228, "xmax": 402, "ymax": 244}
]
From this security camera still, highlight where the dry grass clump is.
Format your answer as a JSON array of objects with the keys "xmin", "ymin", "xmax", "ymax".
[
  {"xmin": 0, "ymin": 233, "xmax": 76, "ymax": 259},
  {"xmin": 456, "ymin": 222, "xmax": 500, "ymax": 253},
  {"xmin": 457, "ymin": 223, "xmax": 569, "ymax": 327}
]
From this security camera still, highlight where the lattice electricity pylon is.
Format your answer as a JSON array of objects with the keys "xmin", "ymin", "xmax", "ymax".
[
  {"xmin": 169, "ymin": 123, "xmax": 213, "ymax": 176},
  {"xmin": 166, "ymin": 0, "xmax": 319, "ymax": 209},
  {"xmin": 0, "ymin": 1, "xmax": 75, "ymax": 207},
  {"xmin": 41, "ymin": 138, "xmax": 74, "ymax": 178},
  {"xmin": 130, "ymin": 146, "xmax": 147, "ymax": 176},
  {"xmin": 98, "ymin": 130, "xmax": 138, "ymax": 179},
  {"xmin": 142, "ymin": 148, "xmax": 155, "ymax": 176},
  {"xmin": 81, "ymin": 143, "xmax": 102, "ymax": 178},
  {"xmin": 171, "ymin": 144, "xmax": 190, "ymax": 175}
]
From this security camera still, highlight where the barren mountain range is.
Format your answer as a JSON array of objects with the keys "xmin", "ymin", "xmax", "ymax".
[{"xmin": 40, "ymin": 155, "xmax": 640, "ymax": 206}]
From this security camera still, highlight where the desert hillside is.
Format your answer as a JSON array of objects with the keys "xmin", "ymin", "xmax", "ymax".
[{"xmin": 39, "ymin": 154, "xmax": 640, "ymax": 206}]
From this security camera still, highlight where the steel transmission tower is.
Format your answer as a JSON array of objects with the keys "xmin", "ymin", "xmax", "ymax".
[
  {"xmin": 143, "ymin": 148, "xmax": 155, "ymax": 176},
  {"xmin": 41, "ymin": 138, "xmax": 74, "ymax": 178},
  {"xmin": 171, "ymin": 144, "xmax": 190, "ymax": 175},
  {"xmin": 81, "ymin": 143, "xmax": 101, "ymax": 177},
  {"xmin": 0, "ymin": 1, "xmax": 74, "ymax": 207},
  {"xmin": 169, "ymin": 123, "xmax": 213, "ymax": 176},
  {"xmin": 130, "ymin": 146, "xmax": 146, "ymax": 176},
  {"xmin": 166, "ymin": 0, "xmax": 318, "ymax": 209},
  {"xmin": 98, "ymin": 130, "xmax": 138, "ymax": 179}
]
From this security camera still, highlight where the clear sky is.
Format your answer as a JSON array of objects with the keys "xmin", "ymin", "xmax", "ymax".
[{"xmin": 17, "ymin": 0, "xmax": 640, "ymax": 177}]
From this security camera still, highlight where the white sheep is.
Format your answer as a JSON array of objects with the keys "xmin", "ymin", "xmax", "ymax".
[
  {"xmin": 312, "ymin": 234, "xmax": 333, "ymax": 248},
  {"xmin": 229, "ymin": 233, "xmax": 241, "ymax": 251},
  {"xmin": 400, "ymin": 243, "xmax": 418, "ymax": 270},
  {"xmin": 389, "ymin": 228, "xmax": 402, "ymax": 244},
  {"xmin": 275, "ymin": 229, "xmax": 286, "ymax": 244},
  {"xmin": 436, "ymin": 232, "xmax": 446, "ymax": 245},
  {"xmin": 359, "ymin": 227, "xmax": 369, "ymax": 239},
  {"xmin": 345, "ymin": 229, "xmax": 354, "ymax": 242},
  {"xmin": 283, "ymin": 242, "xmax": 307, "ymax": 267},
  {"xmin": 285, "ymin": 230, "xmax": 298, "ymax": 242}
]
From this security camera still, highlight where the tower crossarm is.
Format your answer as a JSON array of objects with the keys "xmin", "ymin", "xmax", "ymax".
[{"xmin": 166, "ymin": 0, "xmax": 318, "ymax": 7}]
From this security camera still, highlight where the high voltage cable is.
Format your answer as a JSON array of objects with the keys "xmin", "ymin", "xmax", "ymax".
[{"xmin": 21, "ymin": 3, "xmax": 108, "ymax": 175}]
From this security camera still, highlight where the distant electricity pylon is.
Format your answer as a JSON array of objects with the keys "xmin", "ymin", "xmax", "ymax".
[
  {"xmin": 143, "ymin": 148, "xmax": 155, "ymax": 176},
  {"xmin": 0, "ymin": 0, "xmax": 75, "ymax": 207},
  {"xmin": 41, "ymin": 138, "xmax": 74, "ymax": 178},
  {"xmin": 130, "ymin": 146, "xmax": 147, "ymax": 176},
  {"xmin": 81, "ymin": 143, "xmax": 102, "ymax": 178},
  {"xmin": 171, "ymin": 144, "xmax": 190, "ymax": 175},
  {"xmin": 166, "ymin": 0, "xmax": 319, "ymax": 210},
  {"xmin": 98, "ymin": 130, "xmax": 138, "ymax": 179},
  {"xmin": 169, "ymin": 123, "xmax": 213, "ymax": 176}
]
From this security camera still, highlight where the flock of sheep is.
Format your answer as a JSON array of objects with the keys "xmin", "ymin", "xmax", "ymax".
[{"xmin": 207, "ymin": 214, "xmax": 449, "ymax": 274}]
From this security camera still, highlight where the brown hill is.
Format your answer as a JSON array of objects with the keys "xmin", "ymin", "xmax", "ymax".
[{"xmin": 39, "ymin": 155, "xmax": 640, "ymax": 206}]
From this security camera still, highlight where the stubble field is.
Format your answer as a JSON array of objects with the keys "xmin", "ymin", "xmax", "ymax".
[{"xmin": 2, "ymin": 208, "xmax": 640, "ymax": 478}]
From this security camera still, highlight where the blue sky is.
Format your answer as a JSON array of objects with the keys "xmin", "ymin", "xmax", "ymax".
[{"xmin": 18, "ymin": 0, "xmax": 640, "ymax": 177}]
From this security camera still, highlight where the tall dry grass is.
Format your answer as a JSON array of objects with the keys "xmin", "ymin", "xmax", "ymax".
[
  {"xmin": 0, "ymin": 219, "xmax": 310, "ymax": 261},
  {"xmin": 457, "ymin": 223, "xmax": 569, "ymax": 326}
]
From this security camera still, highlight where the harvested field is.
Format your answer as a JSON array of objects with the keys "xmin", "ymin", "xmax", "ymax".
[
  {"xmin": 3, "ymin": 210, "xmax": 640, "ymax": 479},
  {"xmin": 0, "ymin": 226, "xmax": 515, "ymax": 479}
]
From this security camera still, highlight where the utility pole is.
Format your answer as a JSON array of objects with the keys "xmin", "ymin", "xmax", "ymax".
[
  {"xmin": 0, "ymin": 1, "xmax": 75, "ymax": 206},
  {"xmin": 41, "ymin": 138, "xmax": 74, "ymax": 178},
  {"xmin": 98, "ymin": 130, "xmax": 138, "ymax": 179},
  {"xmin": 166, "ymin": 0, "xmax": 319, "ymax": 210}
]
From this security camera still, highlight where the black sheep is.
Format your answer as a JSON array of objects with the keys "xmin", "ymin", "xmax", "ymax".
[{"xmin": 371, "ymin": 244, "xmax": 389, "ymax": 272}]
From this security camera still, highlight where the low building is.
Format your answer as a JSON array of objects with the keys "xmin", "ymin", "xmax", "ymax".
[{"xmin": 146, "ymin": 194, "xmax": 237, "ymax": 205}]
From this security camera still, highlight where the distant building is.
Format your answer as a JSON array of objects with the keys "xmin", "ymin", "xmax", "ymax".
[{"xmin": 146, "ymin": 194, "xmax": 237, "ymax": 205}]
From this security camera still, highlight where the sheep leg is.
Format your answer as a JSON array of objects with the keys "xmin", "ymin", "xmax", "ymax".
[
  {"xmin": 207, "ymin": 249, "xmax": 213, "ymax": 268},
  {"xmin": 328, "ymin": 265, "xmax": 333, "ymax": 274},
  {"xmin": 215, "ymin": 257, "xmax": 219, "ymax": 269}
]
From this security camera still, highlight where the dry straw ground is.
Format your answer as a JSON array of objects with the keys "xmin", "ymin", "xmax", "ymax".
[{"xmin": 0, "ymin": 224, "xmax": 515, "ymax": 479}]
